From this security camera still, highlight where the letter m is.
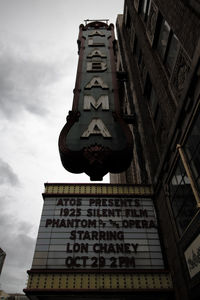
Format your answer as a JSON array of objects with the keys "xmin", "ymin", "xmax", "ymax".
[{"xmin": 83, "ymin": 95, "xmax": 109, "ymax": 111}]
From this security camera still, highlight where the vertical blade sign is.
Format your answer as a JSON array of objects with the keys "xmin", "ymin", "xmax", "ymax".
[{"xmin": 59, "ymin": 21, "xmax": 133, "ymax": 180}]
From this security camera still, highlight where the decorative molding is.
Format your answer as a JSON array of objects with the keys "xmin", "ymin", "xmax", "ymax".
[
  {"xmin": 83, "ymin": 144, "xmax": 112, "ymax": 180},
  {"xmin": 170, "ymin": 47, "xmax": 191, "ymax": 98},
  {"xmin": 43, "ymin": 183, "xmax": 154, "ymax": 196},
  {"xmin": 25, "ymin": 271, "xmax": 173, "ymax": 291},
  {"xmin": 66, "ymin": 110, "xmax": 80, "ymax": 124}
]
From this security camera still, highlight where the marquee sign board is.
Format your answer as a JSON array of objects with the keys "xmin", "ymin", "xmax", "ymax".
[
  {"xmin": 59, "ymin": 21, "xmax": 133, "ymax": 180},
  {"xmin": 32, "ymin": 186, "xmax": 164, "ymax": 271}
]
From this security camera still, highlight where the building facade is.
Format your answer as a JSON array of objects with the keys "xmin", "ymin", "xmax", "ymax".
[
  {"xmin": 24, "ymin": 19, "xmax": 173, "ymax": 300},
  {"xmin": 112, "ymin": 0, "xmax": 200, "ymax": 299}
]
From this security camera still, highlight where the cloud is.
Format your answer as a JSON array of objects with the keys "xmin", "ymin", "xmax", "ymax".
[
  {"xmin": 0, "ymin": 38, "xmax": 65, "ymax": 120},
  {"xmin": 0, "ymin": 212, "xmax": 35, "ymax": 293},
  {"xmin": 0, "ymin": 158, "xmax": 19, "ymax": 186}
]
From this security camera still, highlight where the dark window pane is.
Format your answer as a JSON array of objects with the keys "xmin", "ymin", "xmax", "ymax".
[
  {"xmin": 171, "ymin": 181, "xmax": 191, "ymax": 217},
  {"xmin": 126, "ymin": 11, "xmax": 131, "ymax": 30},
  {"xmin": 196, "ymin": 175, "xmax": 200, "ymax": 192},
  {"xmin": 144, "ymin": 73, "xmax": 152, "ymax": 98},
  {"xmin": 178, "ymin": 160, "xmax": 187, "ymax": 178},
  {"xmin": 176, "ymin": 192, "xmax": 196, "ymax": 234},
  {"xmin": 147, "ymin": 0, "xmax": 152, "ymax": 19},
  {"xmin": 191, "ymin": 150, "xmax": 200, "ymax": 185},
  {"xmin": 185, "ymin": 113, "xmax": 200, "ymax": 194},
  {"xmin": 154, "ymin": 105, "xmax": 161, "ymax": 127},
  {"xmin": 185, "ymin": 119, "xmax": 200, "ymax": 159},
  {"xmin": 149, "ymin": 87, "xmax": 157, "ymax": 116},
  {"xmin": 170, "ymin": 179, "xmax": 178, "ymax": 196},
  {"xmin": 157, "ymin": 20, "xmax": 170, "ymax": 60},
  {"xmin": 138, "ymin": 50, "xmax": 142, "ymax": 65},
  {"xmin": 134, "ymin": 37, "xmax": 140, "ymax": 59},
  {"xmin": 166, "ymin": 34, "xmax": 179, "ymax": 73},
  {"xmin": 141, "ymin": 0, "xmax": 148, "ymax": 17},
  {"xmin": 141, "ymin": 0, "xmax": 150, "ymax": 22}
]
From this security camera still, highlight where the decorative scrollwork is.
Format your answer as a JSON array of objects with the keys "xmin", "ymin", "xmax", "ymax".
[
  {"xmin": 170, "ymin": 47, "xmax": 191, "ymax": 98},
  {"xmin": 83, "ymin": 143, "xmax": 111, "ymax": 165},
  {"xmin": 66, "ymin": 110, "xmax": 81, "ymax": 123}
]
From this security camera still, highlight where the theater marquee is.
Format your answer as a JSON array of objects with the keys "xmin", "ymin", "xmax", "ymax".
[
  {"xmin": 59, "ymin": 21, "xmax": 133, "ymax": 181},
  {"xmin": 31, "ymin": 184, "xmax": 163, "ymax": 270},
  {"xmin": 24, "ymin": 184, "xmax": 173, "ymax": 299}
]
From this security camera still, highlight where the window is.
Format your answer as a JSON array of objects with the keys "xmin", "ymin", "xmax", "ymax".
[
  {"xmin": 145, "ymin": 75, "xmax": 165, "ymax": 148},
  {"xmin": 169, "ymin": 159, "xmax": 197, "ymax": 235},
  {"xmin": 185, "ymin": 112, "xmax": 200, "ymax": 194},
  {"xmin": 133, "ymin": 35, "xmax": 143, "ymax": 66},
  {"xmin": 157, "ymin": 18, "xmax": 179, "ymax": 75},
  {"xmin": 125, "ymin": 4, "xmax": 131, "ymax": 31},
  {"xmin": 169, "ymin": 112, "xmax": 200, "ymax": 235},
  {"xmin": 149, "ymin": 86, "xmax": 158, "ymax": 118},
  {"xmin": 165, "ymin": 34, "xmax": 179, "ymax": 73},
  {"xmin": 145, "ymin": 76, "xmax": 159, "ymax": 121},
  {"xmin": 129, "ymin": 24, "xmax": 136, "ymax": 53},
  {"xmin": 157, "ymin": 20, "xmax": 171, "ymax": 60},
  {"xmin": 140, "ymin": 0, "xmax": 151, "ymax": 22},
  {"xmin": 133, "ymin": 36, "xmax": 147, "ymax": 85},
  {"xmin": 133, "ymin": 36, "xmax": 140, "ymax": 57},
  {"xmin": 138, "ymin": 50, "xmax": 143, "ymax": 66},
  {"xmin": 149, "ymin": 87, "xmax": 162, "ymax": 133}
]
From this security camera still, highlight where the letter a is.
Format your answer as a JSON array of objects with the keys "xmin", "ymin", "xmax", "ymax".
[
  {"xmin": 87, "ymin": 49, "xmax": 106, "ymax": 58},
  {"xmin": 85, "ymin": 77, "xmax": 108, "ymax": 89},
  {"xmin": 81, "ymin": 118, "xmax": 111, "ymax": 138}
]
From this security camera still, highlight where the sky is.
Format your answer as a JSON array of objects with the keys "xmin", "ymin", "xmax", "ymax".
[{"xmin": 0, "ymin": 0, "xmax": 124, "ymax": 293}]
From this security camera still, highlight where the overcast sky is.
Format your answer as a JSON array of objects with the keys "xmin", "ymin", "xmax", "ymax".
[{"xmin": 0, "ymin": 0, "xmax": 124, "ymax": 293}]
